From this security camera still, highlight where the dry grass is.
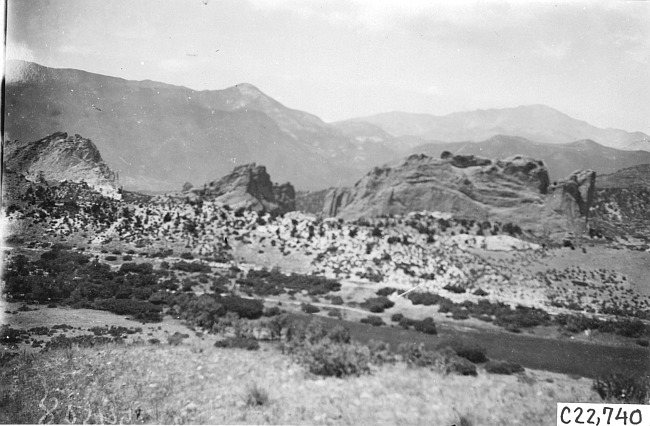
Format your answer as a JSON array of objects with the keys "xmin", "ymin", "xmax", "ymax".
[{"xmin": 0, "ymin": 340, "xmax": 599, "ymax": 425}]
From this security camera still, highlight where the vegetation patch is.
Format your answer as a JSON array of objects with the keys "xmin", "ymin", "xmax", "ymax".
[
  {"xmin": 485, "ymin": 360, "xmax": 524, "ymax": 375},
  {"xmin": 215, "ymin": 336, "xmax": 260, "ymax": 351},
  {"xmin": 593, "ymin": 372, "xmax": 650, "ymax": 404},
  {"xmin": 360, "ymin": 296, "xmax": 395, "ymax": 313},
  {"xmin": 238, "ymin": 268, "xmax": 341, "ymax": 297}
]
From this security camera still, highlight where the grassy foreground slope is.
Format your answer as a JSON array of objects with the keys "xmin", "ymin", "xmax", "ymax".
[{"xmin": 0, "ymin": 341, "xmax": 597, "ymax": 425}]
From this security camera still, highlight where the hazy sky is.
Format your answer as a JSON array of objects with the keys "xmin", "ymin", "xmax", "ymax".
[{"xmin": 5, "ymin": 0, "xmax": 650, "ymax": 132}]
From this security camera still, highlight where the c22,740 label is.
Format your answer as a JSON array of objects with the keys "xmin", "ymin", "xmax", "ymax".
[{"xmin": 558, "ymin": 403, "xmax": 650, "ymax": 426}]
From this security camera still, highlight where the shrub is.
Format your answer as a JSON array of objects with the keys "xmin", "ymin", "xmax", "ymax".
[
  {"xmin": 593, "ymin": 372, "xmax": 650, "ymax": 403},
  {"xmin": 105, "ymin": 255, "xmax": 118, "ymax": 261},
  {"xmin": 443, "ymin": 284, "xmax": 466, "ymax": 294},
  {"xmin": 391, "ymin": 313, "xmax": 404, "ymax": 322},
  {"xmin": 398, "ymin": 344, "xmax": 473, "ymax": 376},
  {"xmin": 1, "ymin": 326, "xmax": 24, "ymax": 344},
  {"xmin": 92, "ymin": 298, "xmax": 162, "ymax": 322},
  {"xmin": 408, "ymin": 292, "xmax": 447, "ymax": 306},
  {"xmin": 473, "ymin": 288, "xmax": 489, "ymax": 296},
  {"xmin": 327, "ymin": 326, "xmax": 351, "ymax": 344},
  {"xmin": 119, "ymin": 262, "xmax": 154, "ymax": 275},
  {"xmin": 453, "ymin": 344, "xmax": 488, "ymax": 363},
  {"xmin": 221, "ymin": 296, "xmax": 264, "ymax": 319},
  {"xmin": 327, "ymin": 308, "xmax": 342, "ymax": 319},
  {"xmin": 413, "ymin": 317, "xmax": 437, "ymax": 335},
  {"xmin": 215, "ymin": 336, "xmax": 260, "ymax": 351},
  {"xmin": 376, "ymin": 287, "xmax": 398, "ymax": 297},
  {"xmin": 173, "ymin": 261, "xmax": 211, "ymax": 273},
  {"xmin": 242, "ymin": 384, "xmax": 269, "ymax": 406},
  {"xmin": 302, "ymin": 303, "xmax": 320, "ymax": 314},
  {"xmin": 360, "ymin": 315, "xmax": 385, "ymax": 327},
  {"xmin": 264, "ymin": 306, "xmax": 281, "ymax": 317},
  {"xmin": 485, "ymin": 360, "xmax": 524, "ymax": 375},
  {"xmin": 167, "ymin": 332, "xmax": 190, "ymax": 346},
  {"xmin": 360, "ymin": 296, "xmax": 395, "ymax": 313},
  {"xmin": 329, "ymin": 295, "xmax": 344, "ymax": 305},
  {"xmin": 297, "ymin": 339, "xmax": 370, "ymax": 377},
  {"xmin": 180, "ymin": 252, "xmax": 194, "ymax": 260},
  {"xmin": 367, "ymin": 340, "xmax": 396, "ymax": 365}
]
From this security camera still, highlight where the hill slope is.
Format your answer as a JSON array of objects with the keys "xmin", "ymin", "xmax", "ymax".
[
  {"xmin": 340, "ymin": 105, "xmax": 649, "ymax": 151},
  {"xmin": 4, "ymin": 61, "xmax": 396, "ymax": 191}
]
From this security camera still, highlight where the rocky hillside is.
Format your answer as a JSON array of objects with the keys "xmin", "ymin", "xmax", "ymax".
[
  {"xmin": 597, "ymin": 164, "xmax": 650, "ymax": 189},
  {"xmin": 323, "ymin": 153, "xmax": 595, "ymax": 235},
  {"xmin": 340, "ymin": 105, "xmax": 650, "ymax": 151},
  {"xmin": 182, "ymin": 163, "xmax": 295, "ymax": 214},
  {"xmin": 591, "ymin": 165, "xmax": 650, "ymax": 242},
  {"xmin": 4, "ymin": 61, "xmax": 396, "ymax": 191},
  {"xmin": 3, "ymin": 132, "xmax": 119, "ymax": 198},
  {"xmin": 408, "ymin": 136, "xmax": 650, "ymax": 182}
]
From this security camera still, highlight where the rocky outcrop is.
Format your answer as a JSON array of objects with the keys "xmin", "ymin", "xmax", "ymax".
[
  {"xmin": 544, "ymin": 170, "xmax": 596, "ymax": 234},
  {"xmin": 322, "ymin": 152, "xmax": 594, "ymax": 235},
  {"xmin": 322, "ymin": 187, "xmax": 353, "ymax": 217},
  {"xmin": 273, "ymin": 183, "xmax": 296, "ymax": 213},
  {"xmin": 189, "ymin": 163, "xmax": 295, "ymax": 214},
  {"xmin": 3, "ymin": 132, "xmax": 119, "ymax": 198}
]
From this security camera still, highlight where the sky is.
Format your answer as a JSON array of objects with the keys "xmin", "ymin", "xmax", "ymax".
[{"xmin": 4, "ymin": 0, "xmax": 650, "ymax": 133}]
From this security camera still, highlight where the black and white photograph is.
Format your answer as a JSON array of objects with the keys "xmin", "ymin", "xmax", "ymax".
[{"xmin": 1, "ymin": 0, "xmax": 649, "ymax": 424}]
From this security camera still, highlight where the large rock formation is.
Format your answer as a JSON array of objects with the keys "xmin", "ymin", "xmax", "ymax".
[
  {"xmin": 3, "ymin": 132, "xmax": 119, "ymax": 198},
  {"xmin": 323, "ymin": 152, "xmax": 595, "ymax": 235},
  {"xmin": 544, "ymin": 170, "xmax": 596, "ymax": 235},
  {"xmin": 189, "ymin": 163, "xmax": 295, "ymax": 214}
]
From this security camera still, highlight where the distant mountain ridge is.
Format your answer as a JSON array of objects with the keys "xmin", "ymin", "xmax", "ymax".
[
  {"xmin": 4, "ymin": 60, "xmax": 397, "ymax": 191},
  {"xmin": 338, "ymin": 105, "xmax": 650, "ymax": 151}
]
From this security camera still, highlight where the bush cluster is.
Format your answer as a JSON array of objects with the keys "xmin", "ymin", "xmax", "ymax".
[
  {"xmin": 375, "ymin": 287, "xmax": 399, "ymax": 297},
  {"xmin": 593, "ymin": 373, "xmax": 650, "ymax": 403},
  {"xmin": 237, "ymin": 268, "xmax": 341, "ymax": 296},
  {"xmin": 407, "ymin": 292, "xmax": 553, "ymax": 331},
  {"xmin": 360, "ymin": 315, "xmax": 385, "ymax": 326},
  {"xmin": 452, "ymin": 344, "xmax": 488, "ymax": 364},
  {"xmin": 360, "ymin": 296, "xmax": 395, "ymax": 313},
  {"xmin": 556, "ymin": 314, "xmax": 647, "ymax": 339},
  {"xmin": 284, "ymin": 320, "xmax": 371, "ymax": 378},
  {"xmin": 172, "ymin": 261, "xmax": 211, "ymax": 273},
  {"xmin": 2, "ymin": 250, "xmax": 175, "ymax": 322},
  {"xmin": 397, "ymin": 343, "xmax": 477, "ymax": 376},
  {"xmin": 92, "ymin": 298, "xmax": 162, "ymax": 322},
  {"xmin": 484, "ymin": 360, "xmax": 524, "ymax": 375},
  {"xmin": 395, "ymin": 315, "xmax": 438, "ymax": 335},
  {"xmin": 214, "ymin": 336, "xmax": 260, "ymax": 351}
]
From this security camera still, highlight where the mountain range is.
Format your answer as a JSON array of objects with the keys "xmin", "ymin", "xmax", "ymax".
[
  {"xmin": 4, "ymin": 60, "xmax": 395, "ymax": 191},
  {"xmin": 337, "ymin": 106, "xmax": 650, "ymax": 151},
  {"xmin": 4, "ymin": 60, "xmax": 649, "ymax": 192}
]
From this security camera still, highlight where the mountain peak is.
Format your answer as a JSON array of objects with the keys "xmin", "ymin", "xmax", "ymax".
[{"xmin": 233, "ymin": 83, "xmax": 264, "ymax": 97}]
